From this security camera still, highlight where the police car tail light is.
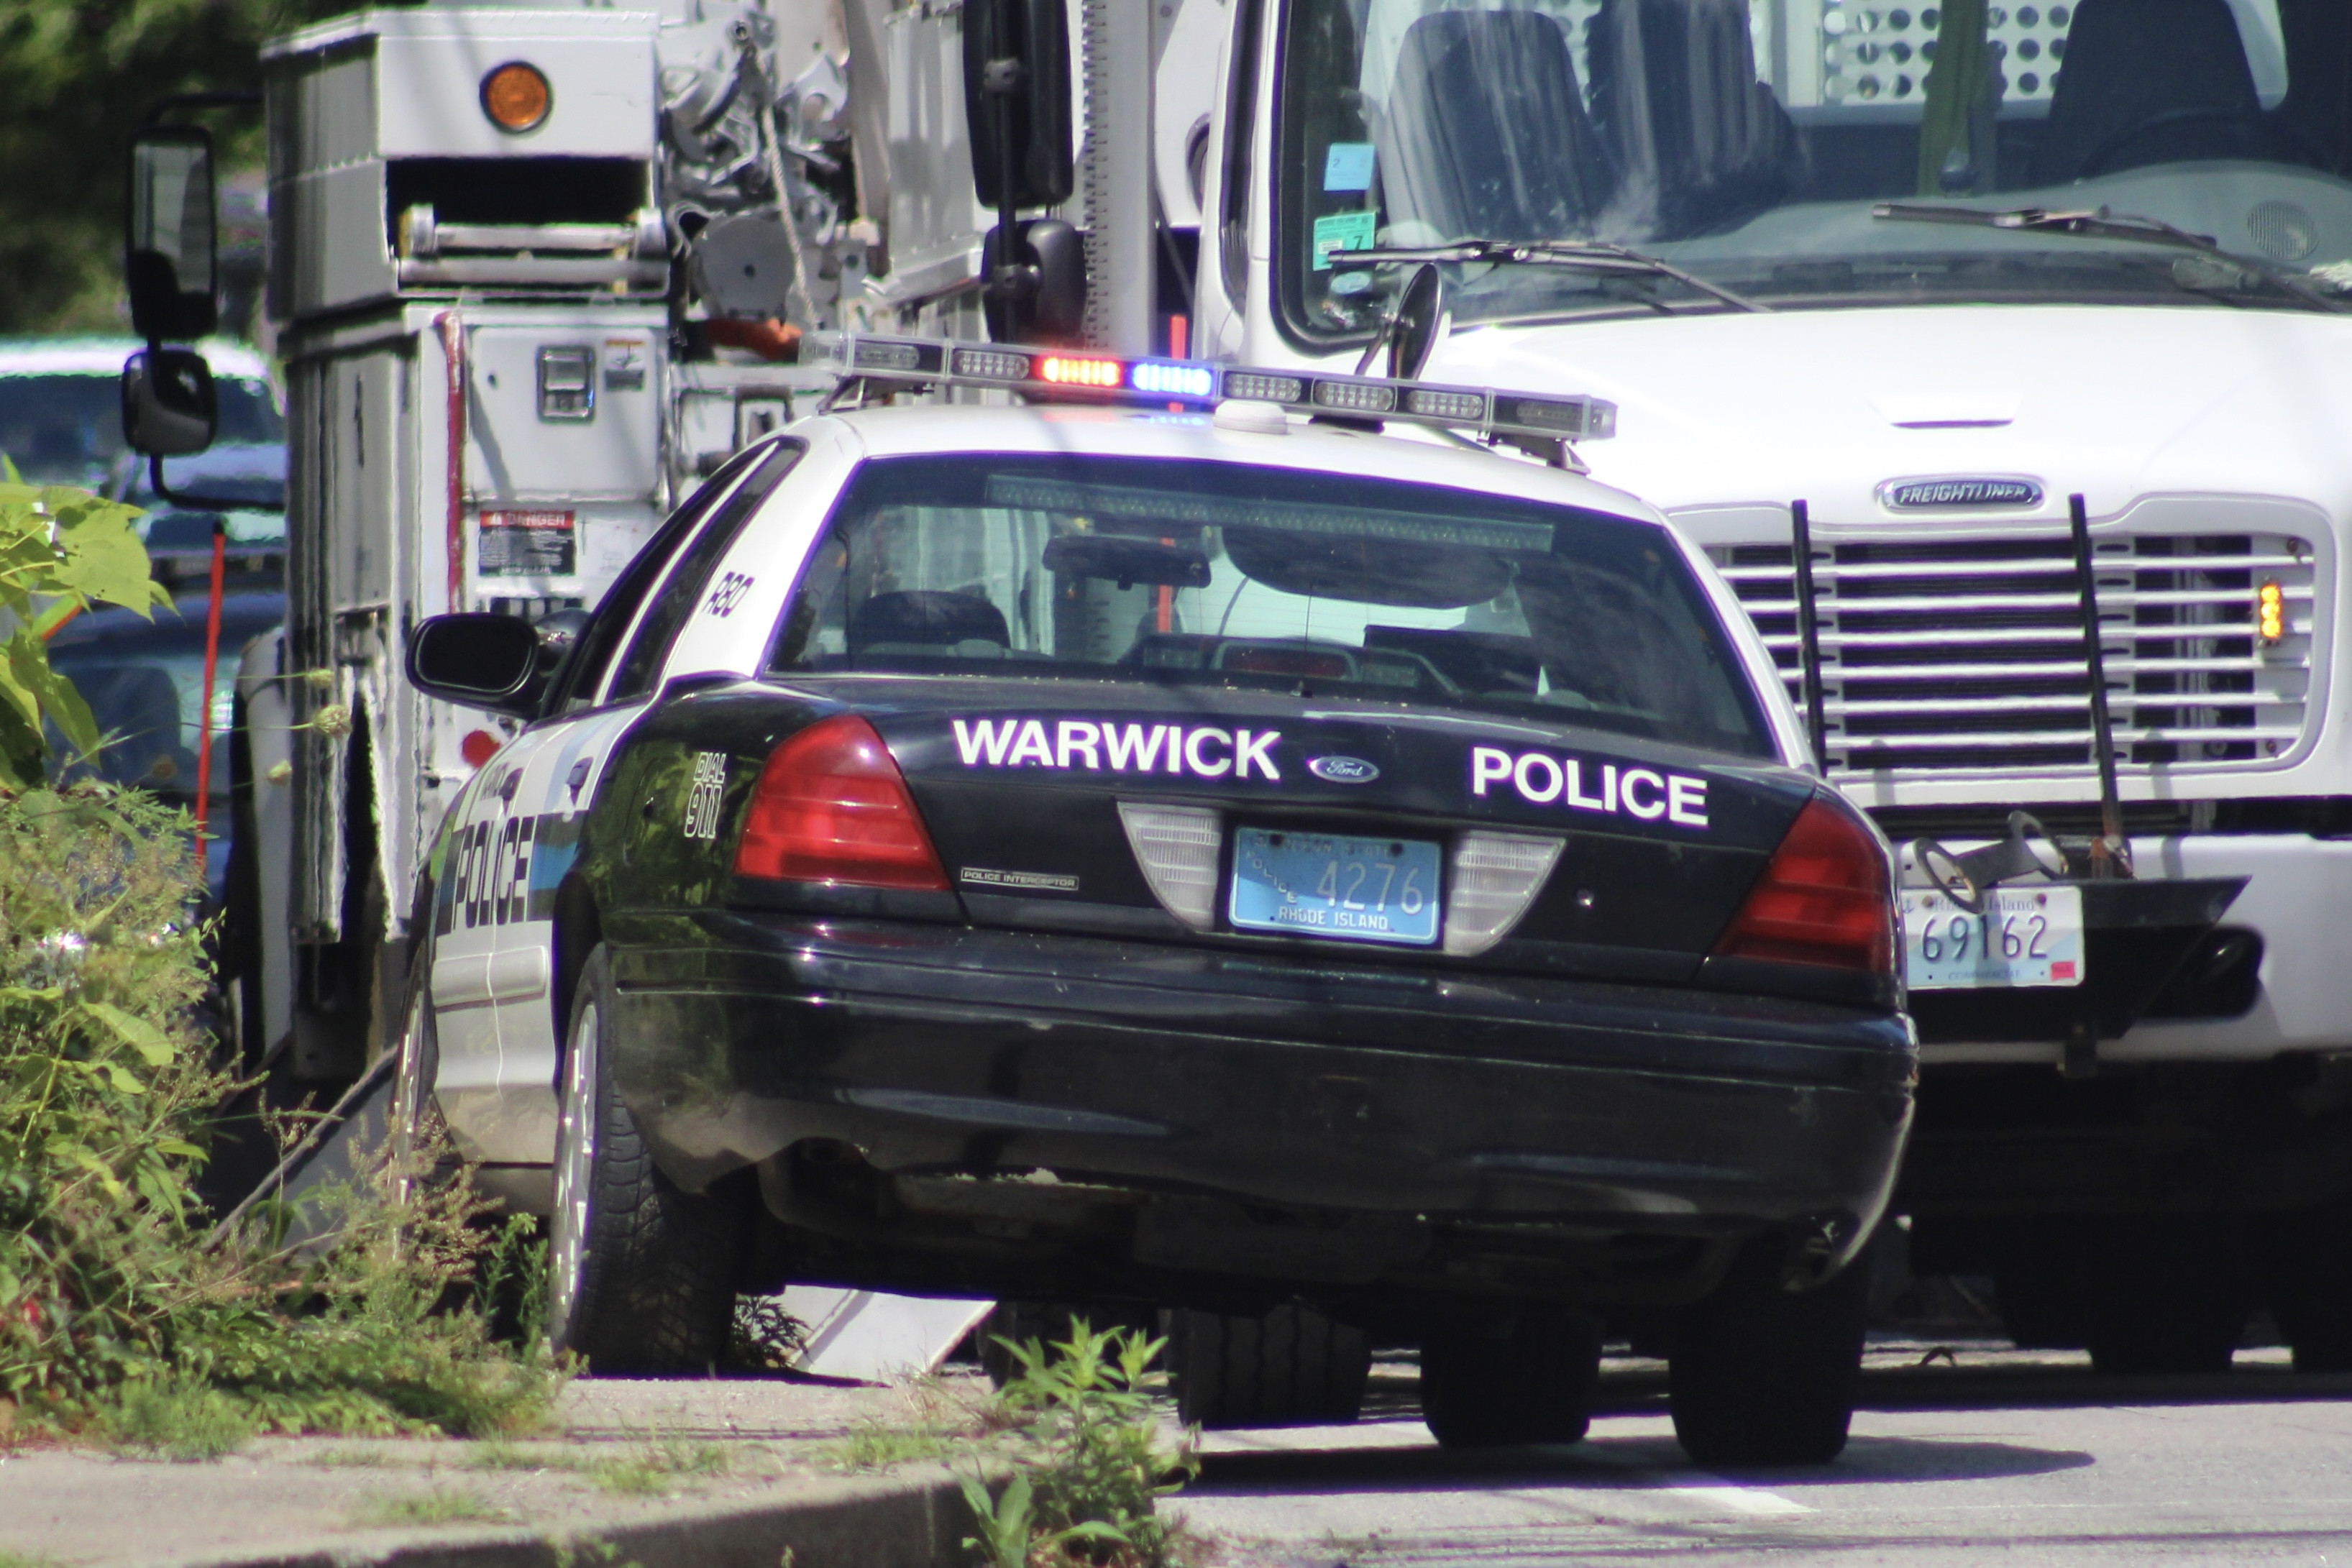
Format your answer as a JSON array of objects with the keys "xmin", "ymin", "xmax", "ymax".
[
  {"xmin": 1712, "ymin": 797, "xmax": 1893, "ymax": 975},
  {"xmin": 734, "ymin": 715, "xmax": 949, "ymax": 891},
  {"xmin": 1117, "ymin": 803, "xmax": 1221, "ymax": 931},
  {"xmin": 1443, "ymin": 832, "xmax": 1565, "ymax": 958}
]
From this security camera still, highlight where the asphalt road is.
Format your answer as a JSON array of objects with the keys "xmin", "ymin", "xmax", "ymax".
[{"xmin": 1176, "ymin": 1338, "xmax": 2352, "ymax": 1565}]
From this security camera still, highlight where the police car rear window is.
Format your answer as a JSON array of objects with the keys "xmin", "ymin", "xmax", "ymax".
[{"xmin": 766, "ymin": 454, "xmax": 1770, "ymax": 757}]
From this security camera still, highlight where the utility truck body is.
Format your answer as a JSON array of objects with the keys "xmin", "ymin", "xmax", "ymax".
[{"xmin": 1186, "ymin": 0, "xmax": 2352, "ymax": 1367}]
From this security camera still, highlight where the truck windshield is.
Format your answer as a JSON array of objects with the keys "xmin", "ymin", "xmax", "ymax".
[
  {"xmin": 767, "ymin": 454, "xmax": 1774, "ymax": 757},
  {"xmin": 1276, "ymin": 0, "xmax": 2352, "ymax": 339}
]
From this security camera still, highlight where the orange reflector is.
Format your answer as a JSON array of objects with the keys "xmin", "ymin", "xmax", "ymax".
[
  {"xmin": 1036, "ymin": 355, "xmax": 1122, "ymax": 388},
  {"xmin": 481, "ymin": 63, "xmax": 552, "ymax": 132},
  {"xmin": 2257, "ymin": 580, "xmax": 2287, "ymax": 643}
]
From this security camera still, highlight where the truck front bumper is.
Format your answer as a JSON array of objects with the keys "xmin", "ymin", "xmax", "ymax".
[{"xmin": 1918, "ymin": 833, "xmax": 2352, "ymax": 1065}]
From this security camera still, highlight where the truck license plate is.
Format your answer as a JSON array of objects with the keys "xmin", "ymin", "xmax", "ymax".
[
  {"xmin": 1228, "ymin": 827, "xmax": 1442, "ymax": 946},
  {"xmin": 1903, "ymin": 885, "xmax": 2085, "ymax": 990}
]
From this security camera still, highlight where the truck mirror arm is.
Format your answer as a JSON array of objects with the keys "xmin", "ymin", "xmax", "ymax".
[{"xmin": 148, "ymin": 451, "xmax": 287, "ymax": 515}]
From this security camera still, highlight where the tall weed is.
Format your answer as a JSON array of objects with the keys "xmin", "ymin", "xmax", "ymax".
[
  {"xmin": 966, "ymin": 1321, "xmax": 1199, "ymax": 1568},
  {"xmin": 0, "ymin": 784, "xmax": 562, "ymax": 1445}
]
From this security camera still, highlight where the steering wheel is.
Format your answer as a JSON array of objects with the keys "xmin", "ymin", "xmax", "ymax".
[{"xmin": 2075, "ymin": 105, "xmax": 2329, "ymax": 180}]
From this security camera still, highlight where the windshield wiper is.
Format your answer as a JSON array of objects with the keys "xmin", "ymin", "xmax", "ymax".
[
  {"xmin": 1335, "ymin": 239, "xmax": 1771, "ymax": 314},
  {"xmin": 1872, "ymin": 202, "xmax": 2351, "ymax": 313}
]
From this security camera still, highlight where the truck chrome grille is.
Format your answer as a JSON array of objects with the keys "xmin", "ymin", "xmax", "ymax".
[{"xmin": 1708, "ymin": 532, "xmax": 2317, "ymax": 775}]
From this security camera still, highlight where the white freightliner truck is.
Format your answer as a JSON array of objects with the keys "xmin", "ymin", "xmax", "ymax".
[{"xmin": 1181, "ymin": 0, "xmax": 2352, "ymax": 1372}]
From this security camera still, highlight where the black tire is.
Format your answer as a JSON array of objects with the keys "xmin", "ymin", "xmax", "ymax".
[
  {"xmin": 2267, "ymin": 1202, "xmax": 2352, "ymax": 1374},
  {"xmin": 547, "ymin": 944, "xmax": 741, "ymax": 1372},
  {"xmin": 2079, "ymin": 1220, "xmax": 2247, "ymax": 1377},
  {"xmin": 1167, "ymin": 1303, "xmax": 1370, "ymax": 1429},
  {"xmin": 1419, "ymin": 1307, "xmax": 1601, "ymax": 1448},
  {"xmin": 1670, "ymin": 1243, "xmax": 1870, "ymax": 1467}
]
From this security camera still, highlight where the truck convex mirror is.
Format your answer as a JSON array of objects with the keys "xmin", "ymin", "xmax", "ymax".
[
  {"xmin": 407, "ymin": 613, "xmax": 555, "ymax": 718},
  {"xmin": 981, "ymin": 218, "xmax": 1087, "ymax": 342},
  {"xmin": 962, "ymin": 0, "xmax": 1074, "ymax": 212},
  {"xmin": 126, "ymin": 127, "xmax": 219, "ymax": 342},
  {"xmin": 121, "ymin": 348, "xmax": 218, "ymax": 458}
]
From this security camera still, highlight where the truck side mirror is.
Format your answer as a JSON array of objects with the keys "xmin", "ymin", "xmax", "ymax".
[
  {"xmin": 963, "ymin": 0, "xmax": 1074, "ymax": 214},
  {"xmin": 407, "ymin": 612, "xmax": 587, "ymax": 719},
  {"xmin": 126, "ymin": 127, "xmax": 220, "ymax": 343},
  {"xmin": 122, "ymin": 348, "xmax": 219, "ymax": 458},
  {"xmin": 981, "ymin": 218, "xmax": 1087, "ymax": 342}
]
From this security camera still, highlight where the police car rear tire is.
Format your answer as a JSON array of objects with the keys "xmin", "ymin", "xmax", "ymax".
[
  {"xmin": 1419, "ymin": 1307, "xmax": 1602, "ymax": 1448},
  {"xmin": 1668, "ymin": 1242, "xmax": 1870, "ymax": 1467},
  {"xmin": 1167, "ymin": 1304, "xmax": 1370, "ymax": 1429},
  {"xmin": 548, "ymin": 944, "xmax": 741, "ymax": 1372}
]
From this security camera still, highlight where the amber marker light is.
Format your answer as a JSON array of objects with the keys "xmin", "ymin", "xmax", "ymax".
[
  {"xmin": 2257, "ymin": 580, "xmax": 2287, "ymax": 645},
  {"xmin": 481, "ymin": 62, "xmax": 552, "ymax": 133}
]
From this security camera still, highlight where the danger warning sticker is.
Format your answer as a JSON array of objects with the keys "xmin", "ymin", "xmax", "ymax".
[{"xmin": 479, "ymin": 510, "xmax": 577, "ymax": 577}]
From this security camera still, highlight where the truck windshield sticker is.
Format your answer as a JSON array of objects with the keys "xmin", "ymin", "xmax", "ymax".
[
  {"xmin": 1312, "ymin": 211, "xmax": 1376, "ymax": 271},
  {"xmin": 1470, "ymin": 746, "xmax": 1709, "ymax": 830},
  {"xmin": 478, "ymin": 509, "xmax": 577, "ymax": 577},
  {"xmin": 1322, "ymin": 142, "xmax": 1376, "ymax": 192},
  {"xmin": 683, "ymin": 751, "xmax": 728, "ymax": 838},
  {"xmin": 952, "ymin": 718, "xmax": 1282, "ymax": 781}
]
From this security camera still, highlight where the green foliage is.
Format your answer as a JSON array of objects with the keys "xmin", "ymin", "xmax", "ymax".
[
  {"xmin": 727, "ymin": 1294, "xmax": 808, "ymax": 1373},
  {"xmin": 965, "ymin": 1322, "xmax": 1200, "ymax": 1568},
  {"xmin": 347, "ymin": 1486, "xmax": 514, "ymax": 1528},
  {"xmin": 93, "ymin": 1380, "xmax": 259, "ymax": 1460},
  {"xmin": 0, "ymin": 0, "xmax": 352, "ymax": 333},
  {"xmin": 588, "ymin": 1433, "xmax": 733, "ymax": 1498},
  {"xmin": 0, "ymin": 784, "xmax": 564, "ymax": 1446},
  {"xmin": 0, "ymin": 482, "xmax": 169, "ymax": 787}
]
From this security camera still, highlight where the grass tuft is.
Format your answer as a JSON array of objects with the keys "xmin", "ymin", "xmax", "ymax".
[
  {"xmin": 348, "ymin": 1486, "xmax": 515, "ymax": 1528},
  {"xmin": 589, "ymin": 1432, "xmax": 733, "ymax": 1497},
  {"xmin": 96, "ymin": 1382, "xmax": 258, "ymax": 1462}
]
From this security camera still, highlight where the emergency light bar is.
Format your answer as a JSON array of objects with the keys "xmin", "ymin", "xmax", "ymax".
[{"xmin": 805, "ymin": 331, "xmax": 1617, "ymax": 444}]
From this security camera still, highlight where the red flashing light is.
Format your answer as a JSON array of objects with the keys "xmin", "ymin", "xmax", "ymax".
[
  {"xmin": 1713, "ymin": 796, "xmax": 1893, "ymax": 975},
  {"xmin": 461, "ymin": 729, "xmax": 503, "ymax": 768},
  {"xmin": 733, "ymin": 714, "xmax": 948, "ymax": 890},
  {"xmin": 1036, "ymin": 355, "xmax": 1122, "ymax": 389}
]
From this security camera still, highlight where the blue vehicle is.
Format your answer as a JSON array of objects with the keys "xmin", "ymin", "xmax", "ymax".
[{"xmin": 46, "ymin": 588, "xmax": 288, "ymax": 906}]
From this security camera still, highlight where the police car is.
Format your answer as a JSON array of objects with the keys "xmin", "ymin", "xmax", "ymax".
[{"xmin": 398, "ymin": 336, "xmax": 1914, "ymax": 1465}]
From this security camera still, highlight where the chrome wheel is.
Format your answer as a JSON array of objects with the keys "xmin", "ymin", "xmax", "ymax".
[{"xmin": 547, "ymin": 992, "xmax": 600, "ymax": 1349}]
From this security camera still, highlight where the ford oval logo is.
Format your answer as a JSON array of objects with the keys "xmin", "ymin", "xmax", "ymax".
[
  {"xmin": 1880, "ymin": 475, "xmax": 2044, "ymax": 510},
  {"xmin": 1308, "ymin": 755, "xmax": 1381, "ymax": 784}
]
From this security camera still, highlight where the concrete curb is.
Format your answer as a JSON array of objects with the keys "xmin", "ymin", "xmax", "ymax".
[{"xmin": 137, "ymin": 1470, "xmax": 974, "ymax": 1568}]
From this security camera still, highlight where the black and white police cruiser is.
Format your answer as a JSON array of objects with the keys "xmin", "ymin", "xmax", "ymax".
[{"xmin": 398, "ymin": 335, "xmax": 1916, "ymax": 1465}]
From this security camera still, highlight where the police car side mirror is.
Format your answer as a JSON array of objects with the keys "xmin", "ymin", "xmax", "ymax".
[
  {"xmin": 407, "ymin": 613, "xmax": 548, "ymax": 719},
  {"xmin": 126, "ymin": 127, "xmax": 220, "ymax": 343},
  {"xmin": 122, "ymin": 348, "xmax": 218, "ymax": 458}
]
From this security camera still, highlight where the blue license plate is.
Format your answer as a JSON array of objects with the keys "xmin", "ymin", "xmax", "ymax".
[{"xmin": 1227, "ymin": 827, "xmax": 1442, "ymax": 946}]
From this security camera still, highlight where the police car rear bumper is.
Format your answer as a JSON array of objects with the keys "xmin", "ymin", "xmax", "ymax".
[{"xmin": 608, "ymin": 913, "xmax": 1915, "ymax": 1289}]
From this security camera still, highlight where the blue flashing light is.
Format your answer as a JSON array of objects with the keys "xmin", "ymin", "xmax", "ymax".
[{"xmin": 1130, "ymin": 361, "xmax": 1217, "ymax": 400}]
